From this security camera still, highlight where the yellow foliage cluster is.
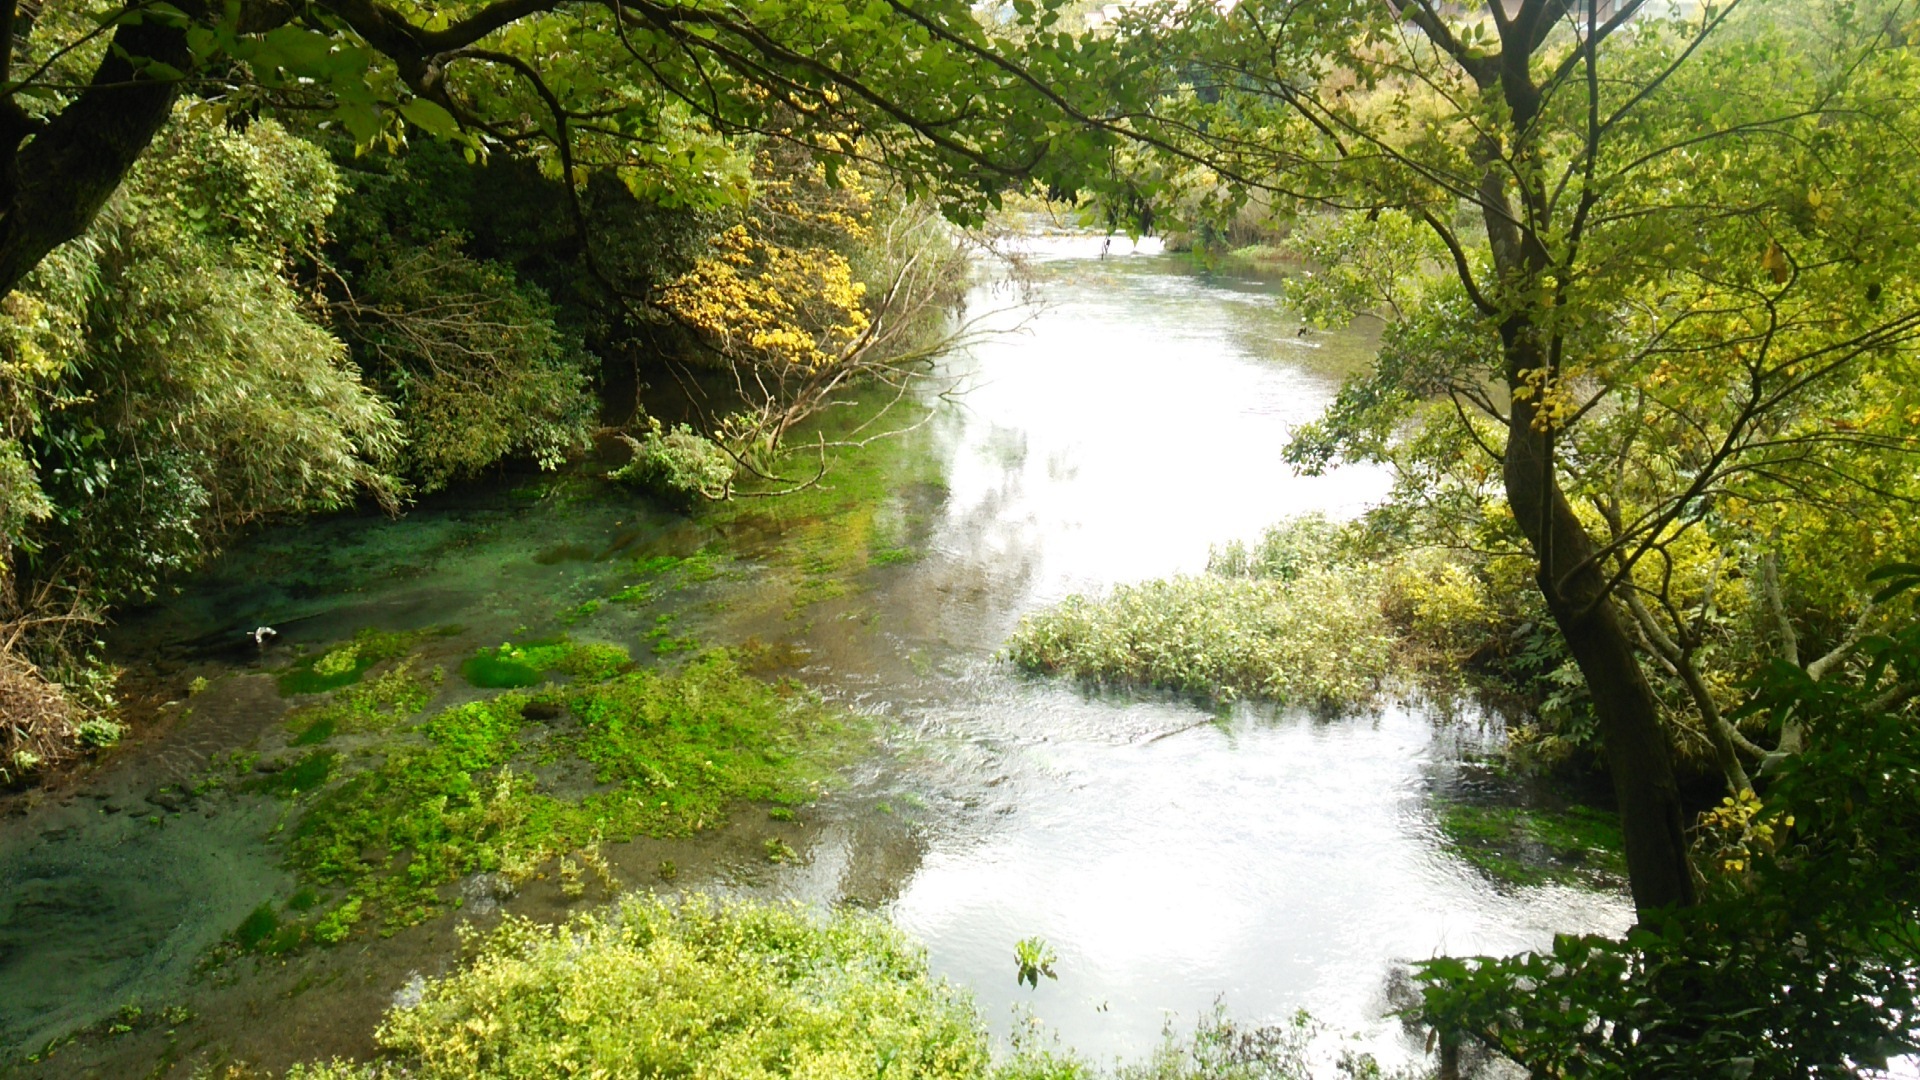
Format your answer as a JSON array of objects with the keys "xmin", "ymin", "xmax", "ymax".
[
  {"xmin": 658, "ymin": 223, "xmax": 871, "ymax": 375},
  {"xmin": 1511, "ymin": 364, "xmax": 1582, "ymax": 434},
  {"xmin": 1695, "ymin": 788, "xmax": 1791, "ymax": 881}
]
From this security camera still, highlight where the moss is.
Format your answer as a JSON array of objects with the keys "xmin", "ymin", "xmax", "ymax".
[
  {"xmin": 459, "ymin": 637, "xmax": 633, "ymax": 689},
  {"xmin": 277, "ymin": 626, "xmax": 459, "ymax": 696},
  {"xmin": 1436, "ymin": 801, "xmax": 1627, "ymax": 888},
  {"xmin": 285, "ymin": 649, "xmax": 860, "ymax": 931},
  {"xmin": 283, "ymin": 660, "xmax": 437, "ymax": 743}
]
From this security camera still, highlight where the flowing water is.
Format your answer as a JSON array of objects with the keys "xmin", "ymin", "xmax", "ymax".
[{"xmin": 0, "ymin": 233, "xmax": 1632, "ymax": 1074}]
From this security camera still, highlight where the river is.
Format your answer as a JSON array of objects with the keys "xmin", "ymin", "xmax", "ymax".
[{"xmin": 0, "ymin": 232, "xmax": 1632, "ymax": 1075}]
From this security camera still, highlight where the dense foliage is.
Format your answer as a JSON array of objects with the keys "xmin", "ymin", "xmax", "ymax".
[
  {"xmin": 1412, "ymin": 607, "xmax": 1920, "ymax": 1076},
  {"xmin": 1006, "ymin": 519, "xmax": 1396, "ymax": 707},
  {"xmin": 287, "ymin": 895, "xmax": 991, "ymax": 1080}
]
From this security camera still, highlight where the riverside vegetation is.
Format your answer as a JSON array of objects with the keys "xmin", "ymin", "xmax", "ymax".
[
  {"xmin": 6, "ymin": 0, "xmax": 1920, "ymax": 1073},
  {"xmin": 284, "ymin": 895, "xmax": 1419, "ymax": 1080}
]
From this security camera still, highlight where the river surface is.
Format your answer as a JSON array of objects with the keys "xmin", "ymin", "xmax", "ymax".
[{"xmin": 0, "ymin": 233, "xmax": 1632, "ymax": 1074}]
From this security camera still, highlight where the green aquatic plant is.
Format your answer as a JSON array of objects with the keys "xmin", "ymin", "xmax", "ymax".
[
  {"xmin": 1433, "ymin": 802, "xmax": 1625, "ymax": 889},
  {"xmin": 1006, "ymin": 568, "xmax": 1395, "ymax": 707},
  {"xmin": 277, "ymin": 895, "xmax": 1419, "ymax": 1080},
  {"xmin": 458, "ymin": 637, "xmax": 633, "ymax": 689},
  {"xmin": 311, "ymin": 644, "xmax": 361, "ymax": 679},
  {"xmin": 253, "ymin": 750, "xmax": 335, "ymax": 797},
  {"xmin": 285, "ymin": 660, "xmax": 437, "ymax": 745},
  {"xmin": 285, "ymin": 649, "xmax": 856, "ymax": 930},
  {"xmin": 1014, "ymin": 936, "xmax": 1058, "ymax": 990},
  {"xmin": 645, "ymin": 614, "xmax": 702, "ymax": 657},
  {"xmin": 277, "ymin": 626, "xmax": 457, "ymax": 696},
  {"xmin": 286, "ymin": 895, "xmax": 989, "ymax": 1080}
]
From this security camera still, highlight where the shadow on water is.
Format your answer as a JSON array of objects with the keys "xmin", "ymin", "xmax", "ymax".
[{"xmin": 0, "ymin": 234, "xmax": 1630, "ymax": 1075}]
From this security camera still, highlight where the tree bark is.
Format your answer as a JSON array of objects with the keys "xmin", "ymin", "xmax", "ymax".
[
  {"xmin": 0, "ymin": 17, "xmax": 187, "ymax": 297},
  {"xmin": 1504, "ymin": 358, "xmax": 1697, "ymax": 916}
]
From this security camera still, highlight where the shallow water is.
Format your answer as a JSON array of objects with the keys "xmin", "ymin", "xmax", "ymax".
[{"xmin": 0, "ymin": 233, "xmax": 1631, "ymax": 1072}]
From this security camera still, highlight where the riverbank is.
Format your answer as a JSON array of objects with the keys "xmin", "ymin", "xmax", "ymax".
[{"xmin": 0, "ymin": 237, "xmax": 1631, "ymax": 1077}]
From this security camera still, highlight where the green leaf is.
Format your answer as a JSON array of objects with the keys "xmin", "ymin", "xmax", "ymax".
[{"xmin": 398, "ymin": 98, "xmax": 459, "ymax": 139}]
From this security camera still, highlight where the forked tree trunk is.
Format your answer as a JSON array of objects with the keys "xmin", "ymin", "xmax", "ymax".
[{"xmin": 1504, "ymin": 350, "xmax": 1697, "ymax": 916}]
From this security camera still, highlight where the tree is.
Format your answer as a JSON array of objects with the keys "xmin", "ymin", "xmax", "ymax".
[
  {"xmin": 0, "ymin": 0, "xmax": 1117, "ymax": 305},
  {"xmin": 1412, "ymin": 587, "xmax": 1920, "ymax": 1075},
  {"xmin": 1088, "ymin": 0, "xmax": 1920, "ymax": 916}
]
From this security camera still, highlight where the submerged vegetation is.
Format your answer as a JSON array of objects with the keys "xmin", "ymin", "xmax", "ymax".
[
  {"xmin": 1433, "ymin": 803, "xmax": 1626, "ymax": 890},
  {"xmin": 251, "ymin": 644, "xmax": 859, "ymax": 936}
]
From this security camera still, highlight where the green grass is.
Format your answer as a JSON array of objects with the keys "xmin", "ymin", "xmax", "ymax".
[
  {"xmin": 1435, "ymin": 801, "xmax": 1627, "ymax": 888},
  {"xmin": 277, "ymin": 649, "xmax": 861, "ymax": 931}
]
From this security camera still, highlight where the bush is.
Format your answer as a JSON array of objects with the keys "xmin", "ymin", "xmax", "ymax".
[
  {"xmin": 1005, "ymin": 567, "xmax": 1395, "ymax": 707},
  {"xmin": 610, "ymin": 416, "xmax": 735, "ymax": 508},
  {"xmin": 337, "ymin": 241, "xmax": 596, "ymax": 491},
  {"xmin": 287, "ymin": 894, "xmax": 991, "ymax": 1080},
  {"xmin": 1206, "ymin": 515, "xmax": 1348, "ymax": 582}
]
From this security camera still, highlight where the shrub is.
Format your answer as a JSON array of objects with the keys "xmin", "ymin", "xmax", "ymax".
[
  {"xmin": 610, "ymin": 416, "xmax": 735, "ymax": 508},
  {"xmin": 1005, "ymin": 567, "xmax": 1395, "ymax": 707},
  {"xmin": 336, "ymin": 240, "xmax": 596, "ymax": 491},
  {"xmin": 287, "ymin": 894, "xmax": 991, "ymax": 1080},
  {"xmin": 1206, "ymin": 514, "xmax": 1348, "ymax": 581}
]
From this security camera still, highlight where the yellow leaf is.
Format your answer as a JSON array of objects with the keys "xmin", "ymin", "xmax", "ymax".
[{"xmin": 1761, "ymin": 240, "xmax": 1789, "ymax": 284}]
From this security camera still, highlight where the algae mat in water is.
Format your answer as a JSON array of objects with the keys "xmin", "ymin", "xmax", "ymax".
[
  {"xmin": 251, "ymin": 644, "xmax": 862, "ymax": 942},
  {"xmin": 1435, "ymin": 801, "xmax": 1626, "ymax": 889}
]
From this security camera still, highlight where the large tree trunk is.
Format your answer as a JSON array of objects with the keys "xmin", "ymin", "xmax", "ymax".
[
  {"xmin": 0, "ymin": 17, "xmax": 186, "ymax": 297},
  {"xmin": 1504, "ymin": 359, "xmax": 1697, "ymax": 917}
]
